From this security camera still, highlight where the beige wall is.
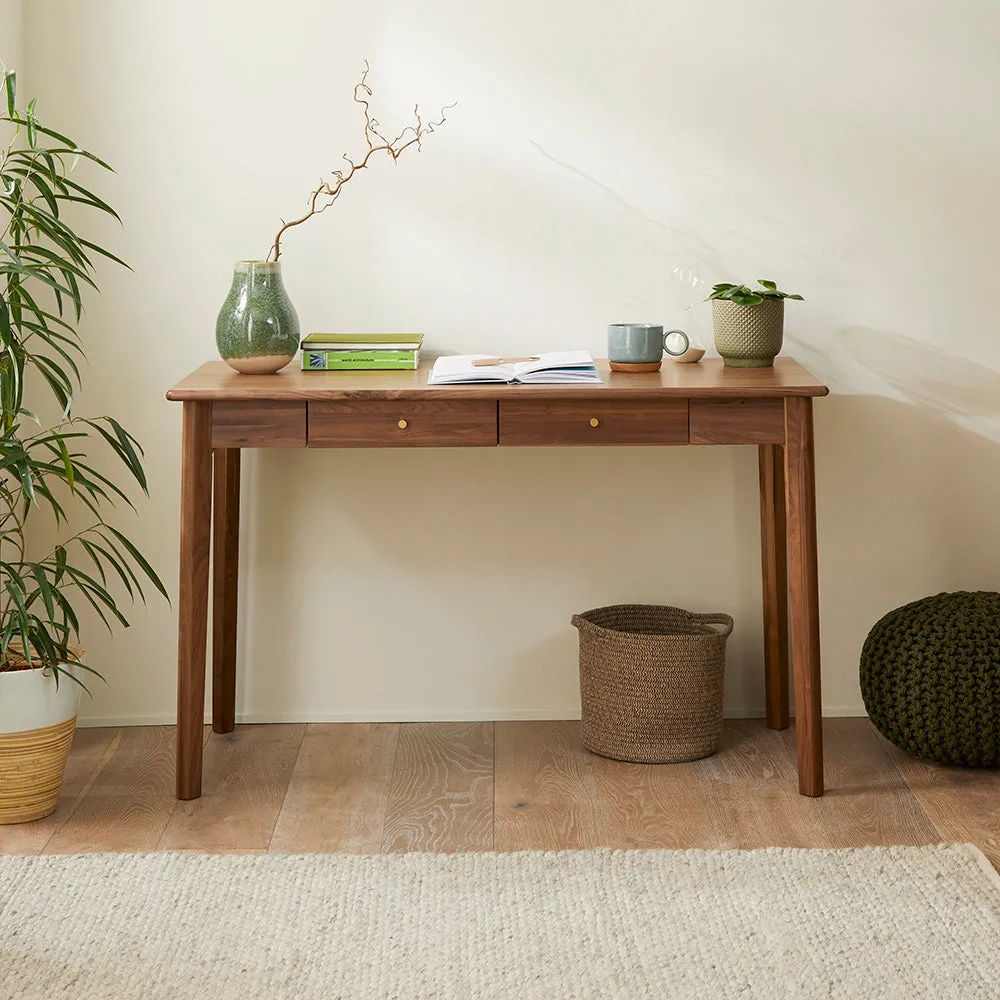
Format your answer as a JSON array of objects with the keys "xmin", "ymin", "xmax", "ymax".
[
  {"xmin": 17, "ymin": 1, "xmax": 1000, "ymax": 724},
  {"xmin": 1, "ymin": 1, "xmax": 22, "ymax": 81}
]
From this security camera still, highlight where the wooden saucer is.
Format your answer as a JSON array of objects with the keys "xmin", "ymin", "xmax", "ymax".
[{"xmin": 609, "ymin": 360, "xmax": 662, "ymax": 373}]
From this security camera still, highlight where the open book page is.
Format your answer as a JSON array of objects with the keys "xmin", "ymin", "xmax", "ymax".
[
  {"xmin": 428, "ymin": 351, "xmax": 601, "ymax": 385},
  {"xmin": 512, "ymin": 351, "xmax": 601, "ymax": 383},
  {"xmin": 427, "ymin": 355, "xmax": 519, "ymax": 384}
]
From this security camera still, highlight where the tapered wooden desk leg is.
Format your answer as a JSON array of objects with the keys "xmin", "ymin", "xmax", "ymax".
[
  {"xmin": 176, "ymin": 402, "xmax": 213, "ymax": 800},
  {"xmin": 784, "ymin": 397, "xmax": 824, "ymax": 796},
  {"xmin": 212, "ymin": 448, "xmax": 240, "ymax": 734},
  {"xmin": 758, "ymin": 444, "xmax": 790, "ymax": 730}
]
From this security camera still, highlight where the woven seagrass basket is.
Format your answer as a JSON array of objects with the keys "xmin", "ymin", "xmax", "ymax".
[{"xmin": 571, "ymin": 605, "xmax": 733, "ymax": 763}]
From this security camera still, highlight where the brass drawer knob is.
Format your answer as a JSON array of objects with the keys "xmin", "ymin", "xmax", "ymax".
[
  {"xmin": 397, "ymin": 419, "xmax": 408, "ymax": 429},
  {"xmin": 589, "ymin": 417, "xmax": 600, "ymax": 428}
]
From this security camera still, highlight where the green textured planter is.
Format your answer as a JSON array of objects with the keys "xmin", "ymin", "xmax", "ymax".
[
  {"xmin": 712, "ymin": 298, "xmax": 784, "ymax": 368},
  {"xmin": 216, "ymin": 261, "xmax": 299, "ymax": 374}
]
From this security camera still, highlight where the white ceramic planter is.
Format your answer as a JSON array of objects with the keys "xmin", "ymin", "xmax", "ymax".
[
  {"xmin": 0, "ymin": 665, "xmax": 81, "ymax": 733},
  {"xmin": 0, "ymin": 666, "xmax": 82, "ymax": 824}
]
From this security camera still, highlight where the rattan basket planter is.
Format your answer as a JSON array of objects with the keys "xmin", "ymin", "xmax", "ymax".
[
  {"xmin": 0, "ymin": 652, "xmax": 83, "ymax": 825},
  {"xmin": 571, "ymin": 605, "xmax": 732, "ymax": 763}
]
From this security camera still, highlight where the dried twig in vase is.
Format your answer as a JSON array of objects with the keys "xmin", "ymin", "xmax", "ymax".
[{"xmin": 266, "ymin": 61, "xmax": 454, "ymax": 262}]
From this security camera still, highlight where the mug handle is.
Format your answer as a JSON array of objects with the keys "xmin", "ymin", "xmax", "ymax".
[{"xmin": 663, "ymin": 329, "xmax": 689, "ymax": 357}]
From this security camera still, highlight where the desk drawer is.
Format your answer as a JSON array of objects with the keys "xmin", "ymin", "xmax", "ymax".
[
  {"xmin": 211, "ymin": 401, "xmax": 306, "ymax": 448},
  {"xmin": 499, "ymin": 399, "xmax": 688, "ymax": 446},
  {"xmin": 308, "ymin": 400, "xmax": 497, "ymax": 447},
  {"xmin": 689, "ymin": 398, "xmax": 785, "ymax": 444}
]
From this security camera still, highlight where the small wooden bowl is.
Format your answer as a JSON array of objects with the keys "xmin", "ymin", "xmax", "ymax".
[
  {"xmin": 672, "ymin": 346, "xmax": 706, "ymax": 364},
  {"xmin": 609, "ymin": 360, "xmax": 662, "ymax": 373}
]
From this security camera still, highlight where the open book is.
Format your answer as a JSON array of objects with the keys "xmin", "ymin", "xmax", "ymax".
[{"xmin": 428, "ymin": 351, "xmax": 601, "ymax": 385}]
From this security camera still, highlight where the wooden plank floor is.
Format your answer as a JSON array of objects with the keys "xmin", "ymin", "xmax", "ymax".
[{"xmin": 2, "ymin": 719, "xmax": 997, "ymax": 870}]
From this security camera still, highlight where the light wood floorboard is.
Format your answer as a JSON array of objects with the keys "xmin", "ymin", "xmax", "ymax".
[
  {"xmin": 696, "ymin": 719, "xmax": 941, "ymax": 849},
  {"xmin": 380, "ymin": 722, "xmax": 494, "ymax": 853},
  {"xmin": 876, "ymin": 735, "xmax": 1000, "ymax": 869},
  {"xmin": 494, "ymin": 720, "xmax": 603, "ymax": 851},
  {"xmin": 591, "ymin": 751, "xmax": 721, "ymax": 850},
  {"xmin": 2, "ymin": 719, "xmax": 994, "ymax": 870},
  {"xmin": 43, "ymin": 726, "xmax": 205, "ymax": 854},
  {"xmin": 270, "ymin": 723, "xmax": 399, "ymax": 854},
  {"xmin": 158, "ymin": 724, "xmax": 305, "ymax": 852}
]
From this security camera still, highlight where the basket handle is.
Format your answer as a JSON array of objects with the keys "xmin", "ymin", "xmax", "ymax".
[
  {"xmin": 689, "ymin": 612, "xmax": 734, "ymax": 637},
  {"xmin": 571, "ymin": 613, "xmax": 615, "ymax": 639}
]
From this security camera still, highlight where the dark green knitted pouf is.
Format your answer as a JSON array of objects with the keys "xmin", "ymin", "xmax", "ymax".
[{"xmin": 860, "ymin": 591, "xmax": 1000, "ymax": 767}]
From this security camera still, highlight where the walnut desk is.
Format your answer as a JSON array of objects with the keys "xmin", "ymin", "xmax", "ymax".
[{"xmin": 166, "ymin": 357, "xmax": 829, "ymax": 799}]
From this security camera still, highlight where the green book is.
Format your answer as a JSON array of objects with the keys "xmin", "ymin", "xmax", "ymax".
[
  {"xmin": 301, "ymin": 333, "xmax": 424, "ymax": 351},
  {"xmin": 301, "ymin": 349, "xmax": 419, "ymax": 371}
]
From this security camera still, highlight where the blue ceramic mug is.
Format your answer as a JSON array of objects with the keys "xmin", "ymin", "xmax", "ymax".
[{"xmin": 608, "ymin": 324, "xmax": 689, "ymax": 370}]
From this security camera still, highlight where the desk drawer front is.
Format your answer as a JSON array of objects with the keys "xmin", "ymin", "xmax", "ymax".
[
  {"xmin": 211, "ymin": 401, "xmax": 306, "ymax": 448},
  {"xmin": 499, "ymin": 399, "xmax": 688, "ymax": 446},
  {"xmin": 308, "ymin": 400, "xmax": 497, "ymax": 447},
  {"xmin": 689, "ymin": 398, "xmax": 785, "ymax": 445}
]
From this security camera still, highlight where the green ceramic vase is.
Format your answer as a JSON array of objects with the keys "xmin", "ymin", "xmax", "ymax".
[{"xmin": 216, "ymin": 261, "xmax": 299, "ymax": 374}]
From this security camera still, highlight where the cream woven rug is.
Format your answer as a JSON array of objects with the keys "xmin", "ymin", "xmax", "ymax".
[{"xmin": 2, "ymin": 846, "xmax": 999, "ymax": 999}]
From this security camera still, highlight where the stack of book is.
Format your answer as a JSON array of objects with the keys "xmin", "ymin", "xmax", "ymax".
[{"xmin": 300, "ymin": 333, "xmax": 423, "ymax": 370}]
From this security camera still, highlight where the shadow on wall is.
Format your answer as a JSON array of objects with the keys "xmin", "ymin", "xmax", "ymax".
[
  {"xmin": 839, "ymin": 326, "xmax": 1000, "ymax": 440},
  {"xmin": 814, "ymin": 387, "xmax": 1000, "ymax": 708}
]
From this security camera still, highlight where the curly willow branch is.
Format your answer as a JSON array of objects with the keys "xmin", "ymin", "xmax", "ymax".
[{"xmin": 266, "ymin": 62, "xmax": 455, "ymax": 262}]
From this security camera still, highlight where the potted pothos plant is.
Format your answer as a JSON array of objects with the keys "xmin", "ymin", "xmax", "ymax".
[
  {"xmin": 707, "ymin": 279, "xmax": 804, "ymax": 368},
  {"xmin": 0, "ymin": 69, "xmax": 166, "ymax": 824}
]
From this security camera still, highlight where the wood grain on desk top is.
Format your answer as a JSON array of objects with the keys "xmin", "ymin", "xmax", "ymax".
[{"xmin": 166, "ymin": 357, "xmax": 829, "ymax": 402}]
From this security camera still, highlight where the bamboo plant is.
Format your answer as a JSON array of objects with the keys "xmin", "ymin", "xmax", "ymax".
[{"xmin": 0, "ymin": 68, "xmax": 166, "ymax": 687}]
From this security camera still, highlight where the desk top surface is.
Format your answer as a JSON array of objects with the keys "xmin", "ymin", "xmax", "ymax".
[{"xmin": 167, "ymin": 357, "xmax": 829, "ymax": 402}]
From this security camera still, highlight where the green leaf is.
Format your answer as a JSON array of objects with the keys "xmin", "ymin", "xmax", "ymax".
[
  {"xmin": 85, "ymin": 418, "xmax": 148, "ymax": 493},
  {"xmin": 79, "ymin": 539, "xmax": 109, "ymax": 586},
  {"xmin": 786, "ymin": 293, "xmax": 804, "ymax": 300},
  {"xmin": 77, "ymin": 237, "xmax": 129, "ymax": 269},
  {"xmin": 708, "ymin": 279, "xmax": 801, "ymax": 304},
  {"xmin": 18, "ymin": 244, "xmax": 93, "ymax": 282},
  {"xmin": 84, "ymin": 538, "xmax": 136, "ymax": 601},
  {"xmin": 4, "ymin": 70, "xmax": 15, "ymax": 117},
  {"xmin": 11, "ymin": 453, "xmax": 35, "ymax": 501},
  {"xmin": 29, "ymin": 626, "xmax": 63, "ymax": 676},
  {"xmin": 28, "ymin": 562, "xmax": 57, "ymax": 624},
  {"xmin": 25, "ymin": 98, "xmax": 37, "ymax": 147},
  {"xmin": 52, "ymin": 587, "xmax": 80, "ymax": 637},
  {"xmin": 5, "ymin": 577, "xmax": 33, "ymax": 664},
  {"xmin": 0, "ymin": 295, "xmax": 10, "ymax": 342},
  {"xmin": 31, "ymin": 354, "xmax": 73, "ymax": 411},
  {"xmin": 63, "ymin": 563, "xmax": 130, "ymax": 629},
  {"xmin": 67, "ymin": 456, "xmax": 136, "ymax": 509},
  {"xmin": 60, "ymin": 177, "xmax": 122, "ymax": 223},
  {"xmin": 105, "ymin": 525, "xmax": 170, "ymax": 602},
  {"xmin": 6, "ymin": 118, "xmax": 114, "ymax": 170},
  {"xmin": 56, "ymin": 436, "xmax": 74, "ymax": 489}
]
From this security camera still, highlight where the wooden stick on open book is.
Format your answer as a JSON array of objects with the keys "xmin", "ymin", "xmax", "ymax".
[{"xmin": 471, "ymin": 356, "xmax": 541, "ymax": 367}]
